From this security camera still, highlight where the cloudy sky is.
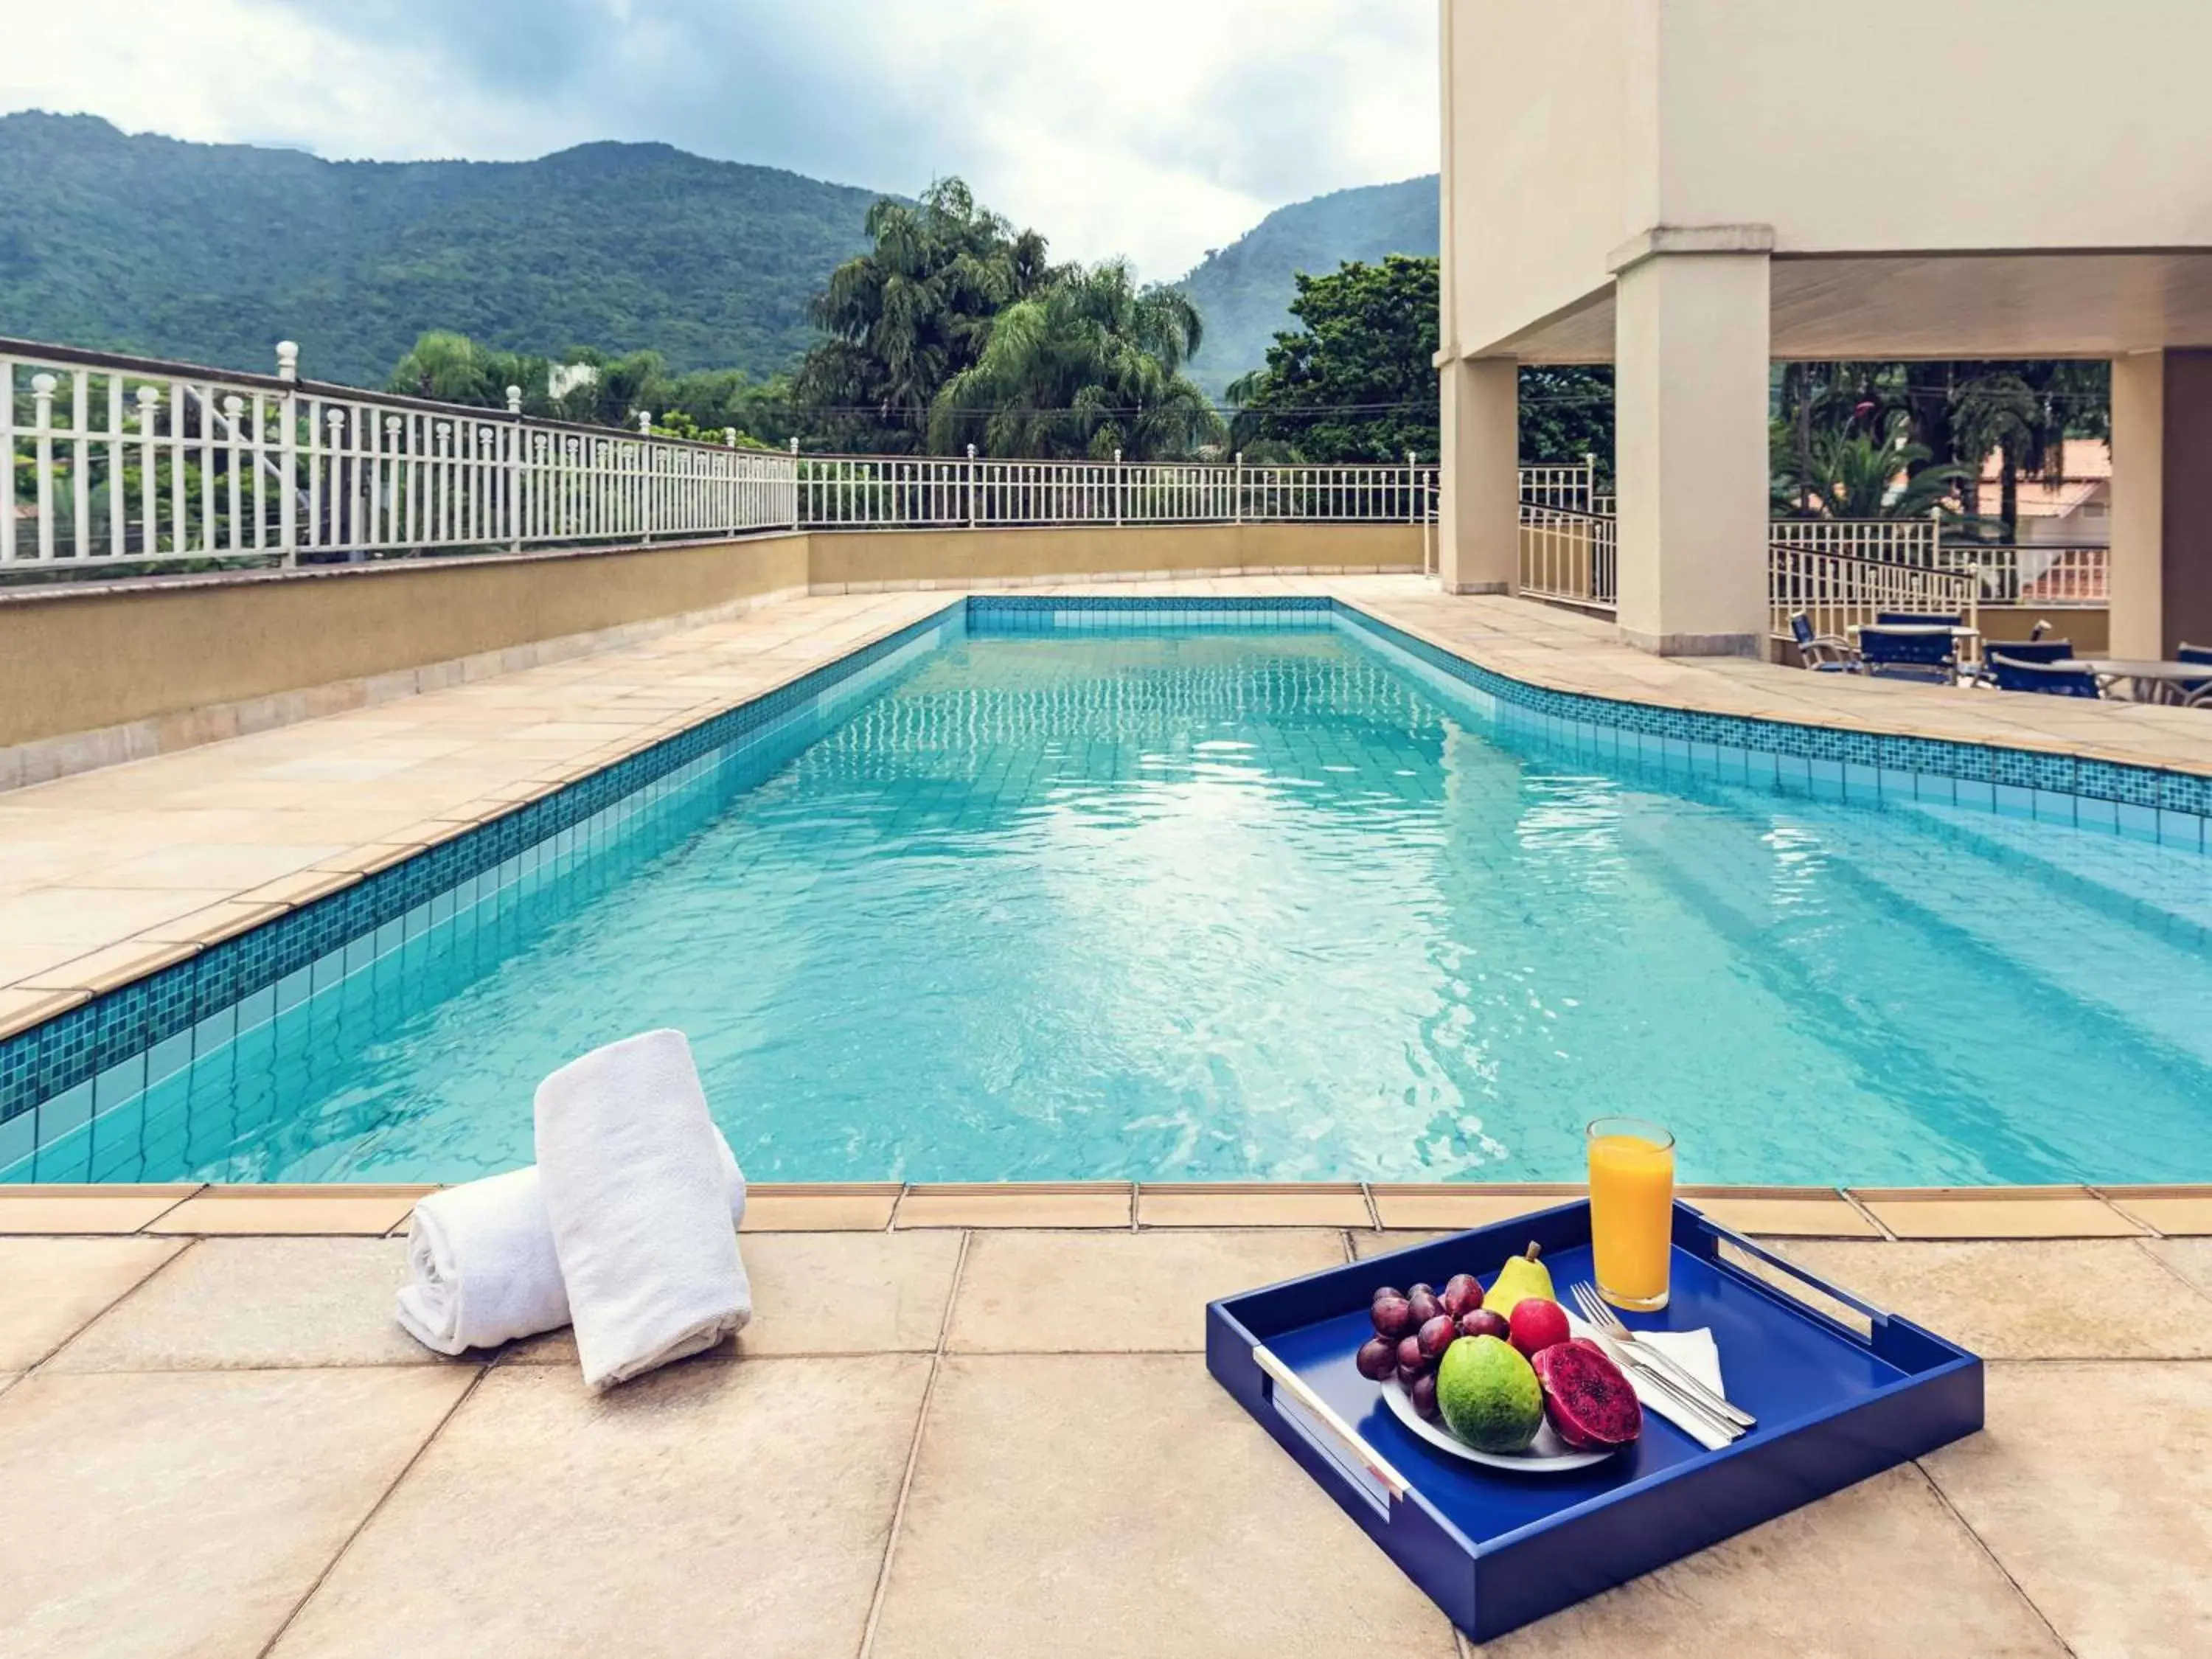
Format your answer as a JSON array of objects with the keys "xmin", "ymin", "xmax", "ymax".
[{"xmin": 2, "ymin": 0, "xmax": 1439, "ymax": 279}]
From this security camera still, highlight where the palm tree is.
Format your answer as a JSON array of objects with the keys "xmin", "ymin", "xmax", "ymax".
[
  {"xmin": 928, "ymin": 261, "xmax": 1224, "ymax": 459},
  {"xmin": 1804, "ymin": 411, "xmax": 1965, "ymax": 519},
  {"xmin": 796, "ymin": 179, "xmax": 1062, "ymax": 453}
]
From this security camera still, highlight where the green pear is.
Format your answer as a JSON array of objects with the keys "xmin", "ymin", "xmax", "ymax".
[{"xmin": 1486, "ymin": 1242, "xmax": 1555, "ymax": 1321}]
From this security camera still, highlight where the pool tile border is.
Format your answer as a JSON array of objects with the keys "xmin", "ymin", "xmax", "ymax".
[{"xmin": 3, "ymin": 592, "xmax": 2205, "ymax": 1176}]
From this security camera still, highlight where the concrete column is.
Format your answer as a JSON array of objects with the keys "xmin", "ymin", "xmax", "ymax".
[
  {"xmin": 2109, "ymin": 350, "xmax": 2164, "ymax": 658},
  {"xmin": 1438, "ymin": 355, "xmax": 1517, "ymax": 594},
  {"xmin": 2162, "ymin": 350, "xmax": 2212, "ymax": 655},
  {"xmin": 1612, "ymin": 251, "xmax": 1772, "ymax": 655}
]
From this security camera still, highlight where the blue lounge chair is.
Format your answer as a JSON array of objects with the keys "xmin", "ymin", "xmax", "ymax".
[
  {"xmin": 1877, "ymin": 611, "xmax": 1964, "ymax": 629},
  {"xmin": 1858, "ymin": 625, "xmax": 1958, "ymax": 684},
  {"xmin": 1969, "ymin": 637, "xmax": 2071, "ymax": 687},
  {"xmin": 1788, "ymin": 612, "xmax": 1854, "ymax": 671},
  {"xmin": 1987, "ymin": 652, "xmax": 2101, "ymax": 697}
]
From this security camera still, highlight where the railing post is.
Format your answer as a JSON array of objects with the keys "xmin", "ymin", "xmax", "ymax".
[
  {"xmin": 1233, "ymin": 451, "xmax": 1244, "ymax": 525},
  {"xmin": 1407, "ymin": 450, "xmax": 1419, "ymax": 524},
  {"xmin": 637, "ymin": 410, "xmax": 653, "ymax": 543},
  {"xmin": 966, "ymin": 443, "xmax": 978, "ymax": 528},
  {"xmin": 1113, "ymin": 448, "xmax": 1124, "ymax": 526},
  {"xmin": 277, "ymin": 343, "xmax": 299, "ymax": 564},
  {"xmin": 504, "ymin": 386, "xmax": 524, "ymax": 552},
  {"xmin": 789, "ymin": 436, "xmax": 801, "ymax": 531},
  {"xmin": 29, "ymin": 373, "xmax": 56, "ymax": 563},
  {"xmin": 1582, "ymin": 451, "xmax": 1596, "ymax": 514}
]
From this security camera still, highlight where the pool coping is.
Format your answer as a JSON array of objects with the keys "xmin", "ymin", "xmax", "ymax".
[
  {"xmin": 4, "ymin": 590, "xmax": 2208, "ymax": 1178},
  {"xmin": 0, "ymin": 1180, "xmax": 2205, "ymax": 1237}
]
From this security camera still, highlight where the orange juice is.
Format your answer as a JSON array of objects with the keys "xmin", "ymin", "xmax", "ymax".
[{"xmin": 1587, "ymin": 1118, "xmax": 1675, "ymax": 1311}]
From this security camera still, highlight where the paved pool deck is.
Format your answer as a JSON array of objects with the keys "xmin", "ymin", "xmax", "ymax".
[
  {"xmin": 4, "ymin": 572, "xmax": 2209, "ymax": 1037},
  {"xmin": 1, "ymin": 1198, "xmax": 2208, "ymax": 1657}
]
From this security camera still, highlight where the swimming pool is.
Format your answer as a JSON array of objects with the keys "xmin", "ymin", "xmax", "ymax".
[{"xmin": 7, "ymin": 598, "xmax": 2210, "ymax": 1187}]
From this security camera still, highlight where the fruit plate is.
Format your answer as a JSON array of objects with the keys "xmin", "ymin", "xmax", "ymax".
[
  {"xmin": 1206, "ymin": 1199, "xmax": 1982, "ymax": 1645},
  {"xmin": 1378, "ymin": 1377, "xmax": 1619, "ymax": 1473}
]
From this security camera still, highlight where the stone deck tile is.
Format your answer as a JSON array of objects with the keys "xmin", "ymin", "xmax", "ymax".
[
  {"xmin": 1680, "ymin": 1186, "xmax": 1883, "ymax": 1238},
  {"xmin": 869, "ymin": 1352, "xmax": 1461, "ymax": 1659},
  {"xmin": 1368, "ymin": 1183, "xmax": 1580, "ymax": 1231},
  {"xmin": 265, "ymin": 1357, "xmax": 928, "ymax": 1659},
  {"xmin": 0, "ymin": 1367, "xmax": 474, "ymax": 1659},
  {"xmin": 740, "ymin": 1181, "xmax": 904, "ymax": 1232},
  {"xmin": 894, "ymin": 1180, "xmax": 1134, "ymax": 1228},
  {"xmin": 147, "ymin": 1184, "xmax": 437, "ymax": 1237},
  {"xmin": 1135, "ymin": 1181, "xmax": 1373, "ymax": 1227},
  {"xmin": 0, "ymin": 1236, "xmax": 186, "ymax": 1368},
  {"xmin": 945, "ymin": 1228, "xmax": 1347, "ymax": 1353},
  {"xmin": 0, "ymin": 1183, "xmax": 200, "ymax": 1235},
  {"xmin": 1921, "ymin": 1362, "xmax": 2212, "ymax": 1659},
  {"xmin": 1849, "ymin": 1187, "xmax": 2144, "ymax": 1239},
  {"xmin": 502, "ymin": 1231, "xmax": 963, "ymax": 1366},
  {"xmin": 1775, "ymin": 1239, "xmax": 2212, "ymax": 1359},
  {"xmin": 2101, "ymin": 1186, "xmax": 2212, "ymax": 1236},
  {"xmin": 45, "ymin": 1238, "xmax": 452, "ymax": 1372}
]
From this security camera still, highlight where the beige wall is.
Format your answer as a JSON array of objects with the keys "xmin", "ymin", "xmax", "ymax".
[
  {"xmin": 0, "ymin": 524, "xmax": 1423, "ymax": 763},
  {"xmin": 0, "ymin": 535, "xmax": 810, "ymax": 754},
  {"xmin": 806, "ymin": 522, "xmax": 1422, "ymax": 589}
]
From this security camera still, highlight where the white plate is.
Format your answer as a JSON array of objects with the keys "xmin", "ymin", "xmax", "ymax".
[{"xmin": 1380, "ymin": 1377, "xmax": 1621, "ymax": 1474}]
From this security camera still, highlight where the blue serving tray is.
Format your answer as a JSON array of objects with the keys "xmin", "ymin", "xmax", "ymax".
[{"xmin": 1207, "ymin": 1200, "xmax": 1982, "ymax": 1643}]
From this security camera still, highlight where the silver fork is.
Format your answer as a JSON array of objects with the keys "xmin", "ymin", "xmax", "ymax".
[{"xmin": 1571, "ymin": 1281, "xmax": 1757, "ymax": 1429}]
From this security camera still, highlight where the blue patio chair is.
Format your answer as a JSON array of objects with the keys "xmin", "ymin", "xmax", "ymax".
[
  {"xmin": 1986, "ymin": 651, "xmax": 2102, "ymax": 698},
  {"xmin": 1969, "ymin": 636, "xmax": 2070, "ymax": 688},
  {"xmin": 1857, "ymin": 625, "xmax": 1958, "ymax": 684},
  {"xmin": 1787, "ymin": 612, "xmax": 1854, "ymax": 672},
  {"xmin": 1877, "ymin": 611, "xmax": 1964, "ymax": 629},
  {"xmin": 2178, "ymin": 642, "xmax": 2212, "ymax": 708}
]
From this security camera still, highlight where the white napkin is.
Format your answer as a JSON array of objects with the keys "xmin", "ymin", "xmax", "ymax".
[{"xmin": 1565, "ymin": 1315, "xmax": 1733, "ymax": 1452}]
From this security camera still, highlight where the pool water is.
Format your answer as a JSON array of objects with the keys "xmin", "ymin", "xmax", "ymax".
[{"xmin": 37, "ymin": 616, "xmax": 2212, "ymax": 1186}]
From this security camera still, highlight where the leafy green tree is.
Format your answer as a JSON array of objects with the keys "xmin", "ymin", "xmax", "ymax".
[
  {"xmin": 796, "ymin": 178, "xmax": 1062, "ymax": 453},
  {"xmin": 1227, "ymin": 255, "xmax": 1614, "ymax": 471},
  {"xmin": 1228, "ymin": 255, "xmax": 1436, "ymax": 462},
  {"xmin": 930, "ymin": 261, "xmax": 1222, "ymax": 459}
]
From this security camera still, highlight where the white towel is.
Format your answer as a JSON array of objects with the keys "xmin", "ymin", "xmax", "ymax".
[
  {"xmin": 394, "ymin": 1133, "xmax": 747, "ymax": 1357},
  {"xmin": 536, "ymin": 1029, "xmax": 753, "ymax": 1390}
]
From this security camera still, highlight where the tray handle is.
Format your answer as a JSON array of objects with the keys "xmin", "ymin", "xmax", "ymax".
[
  {"xmin": 1252, "ymin": 1344, "xmax": 1409, "ymax": 1504},
  {"xmin": 1691, "ymin": 1210, "xmax": 1893, "ymax": 1328}
]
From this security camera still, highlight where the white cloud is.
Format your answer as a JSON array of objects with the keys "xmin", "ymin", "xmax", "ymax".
[{"xmin": 0, "ymin": 0, "xmax": 1438, "ymax": 277}]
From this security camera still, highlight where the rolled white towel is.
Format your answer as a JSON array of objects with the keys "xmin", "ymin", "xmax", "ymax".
[
  {"xmin": 394, "ymin": 1133, "xmax": 746, "ymax": 1357},
  {"xmin": 536, "ymin": 1029, "xmax": 753, "ymax": 1390}
]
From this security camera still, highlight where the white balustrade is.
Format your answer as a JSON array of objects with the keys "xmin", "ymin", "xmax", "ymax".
[{"xmin": 1770, "ymin": 545, "xmax": 1982, "ymax": 658}]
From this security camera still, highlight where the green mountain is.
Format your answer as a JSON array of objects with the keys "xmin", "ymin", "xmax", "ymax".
[
  {"xmin": 1174, "ymin": 175, "xmax": 1439, "ymax": 399},
  {"xmin": 0, "ymin": 111, "xmax": 886, "ymax": 386}
]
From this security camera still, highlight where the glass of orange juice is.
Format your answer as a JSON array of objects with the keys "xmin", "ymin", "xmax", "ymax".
[{"xmin": 1587, "ymin": 1116, "xmax": 1676, "ymax": 1311}]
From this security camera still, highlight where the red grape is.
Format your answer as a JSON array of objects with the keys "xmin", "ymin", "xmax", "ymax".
[
  {"xmin": 1354, "ymin": 1336, "xmax": 1397, "ymax": 1381},
  {"xmin": 1441, "ymin": 1273, "xmax": 1484, "ymax": 1319},
  {"xmin": 1417, "ymin": 1314, "xmax": 1458, "ymax": 1363},
  {"xmin": 1405, "ymin": 1286, "xmax": 1442, "ymax": 1327},
  {"xmin": 1411, "ymin": 1372, "xmax": 1440, "ymax": 1420},
  {"xmin": 1396, "ymin": 1335, "xmax": 1424, "ymax": 1374},
  {"xmin": 1458, "ymin": 1309, "xmax": 1509, "ymax": 1341},
  {"xmin": 1371, "ymin": 1295, "xmax": 1415, "ymax": 1340}
]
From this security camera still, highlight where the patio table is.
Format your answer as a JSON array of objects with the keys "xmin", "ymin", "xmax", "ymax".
[{"xmin": 2048, "ymin": 658, "xmax": 2212, "ymax": 706}]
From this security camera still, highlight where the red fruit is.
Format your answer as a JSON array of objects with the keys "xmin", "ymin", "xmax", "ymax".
[
  {"xmin": 1458, "ymin": 1309, "xmax": 1509, "ymax": 1341},
  {"xmin": 1405, "ymin": 1286, "xmax": 1443, "ymax": 1328},
  {"xmin": 1397, "ymin": 1335, "xmax": 1424, "ymax": 1374},
  {"xmin": 1508, "ymin": 1297, "xmax": 1571, "ymax": 1360},
  {"xmin": 1397, "ymin": 1360, "xmax": 1426, "ymax": 1388},
  {"xmin": 1354, "ymin": 1337, "xmax": 1398, "ymax": 1381},
  {"xmin": 1410, "ymin": 1371, "xmax": 1441, "ymax": 1421},
  {"xmin": 1371, "ymin": 1295, "xmax": 1415, "ymax": 1340},
  {"xmin": 1530, "ymin": 1341, "xmax": 1643, "ymax": 1450},
  {"xmin": 1370, "ymin": 1285, "xmax": 1404, "ymax": 1307},
  {"xmin": 1416, "ymin": 1314, "xmax": 1458, "ymax": 1363}
]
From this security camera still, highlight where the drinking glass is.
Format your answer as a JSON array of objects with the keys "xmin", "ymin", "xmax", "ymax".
[{"xmin": 1586, "ymin": 1116, "xmax": 1675, "ymax": 1311}]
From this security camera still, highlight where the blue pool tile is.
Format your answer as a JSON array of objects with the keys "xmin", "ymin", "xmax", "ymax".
[
  {"xmin": 2117, "ymin": 801, "xmax": 2160, "ymax": 842},
  {"xmin": 1994, "ymin": 784, "xmax": 2034, "ymax": 818},
  {"xmin": 1955, "ymin": 779, "xmax": 1995, "ymax": 812},
  {"xmin": 2159, "ymin": 810, "xmax": 2205, "ymax": 851},
  {"xmin": 0, "ymin": 1108, "xmax": 34, "ymax": 1172},
  {"xmin": 2076, "ymin": 796, "xmax": 2119, "ymax": 832}
]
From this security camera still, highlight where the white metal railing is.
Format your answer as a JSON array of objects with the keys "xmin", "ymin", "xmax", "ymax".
[
  {"xmin": 1518, "ymin": 504, "xmax": 1618, "ymax": 609},
  {"xmin": 3, "ymin": 339, "xmax": 795, "ymax": 571},
  {"xmin": 1954, "ymin": 543, "xmax": 2110, "ymax": 606},
  {"xmin": 1518, "ymin": 457, "xmax": 1600, "ymax": 513},
  {"xmin": 795, "ymin": 449, "xmax": 1438, "ymax": 529},
  {"xmin": 1770, "ymin": 544, "xmax": 1981, "ymax": 659},
  {"xmin": 1767, "ymin": 512, "xmax": 1944, "ymax": 567}
]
